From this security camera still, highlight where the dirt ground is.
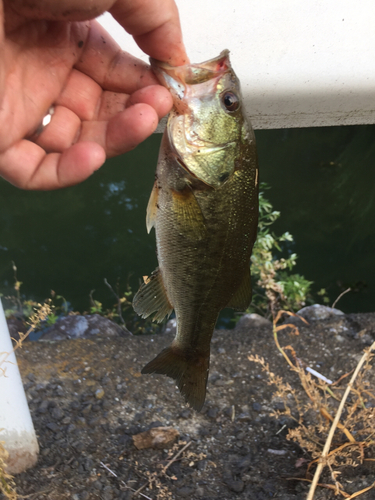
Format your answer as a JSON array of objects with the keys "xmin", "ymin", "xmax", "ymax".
[{"xmin": 4, "ymin": 308, "xmax": 375, "ymax": 500}]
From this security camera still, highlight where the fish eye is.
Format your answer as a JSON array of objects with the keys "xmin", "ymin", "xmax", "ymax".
[{"xmin": 221, "ymin": 91, "xmax": 240, "ymax": 112}]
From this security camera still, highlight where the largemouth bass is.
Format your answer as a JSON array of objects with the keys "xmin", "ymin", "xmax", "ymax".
[{"xmin": 133, "ymin": 50, "xmax": 259, "ymax": 411}]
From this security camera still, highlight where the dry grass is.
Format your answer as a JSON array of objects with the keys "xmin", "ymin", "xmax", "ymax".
[
  {"xmin": 0, "ymin": 444, "xmax": 16, "ymax": 500},
  {"xmin": 249, "ymin": 310, "xmax": 375, "ymax": 499}
]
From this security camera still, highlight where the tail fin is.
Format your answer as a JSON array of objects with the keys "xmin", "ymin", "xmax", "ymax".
[{"xmin": 141, "ymin": 345, "xmax": 209, "ymax": 412}]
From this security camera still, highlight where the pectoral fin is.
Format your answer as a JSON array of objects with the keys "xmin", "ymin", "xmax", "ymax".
[
  {"xmin": 171, "ymin": 186, "xmax": 206, "ymax": 240},
  {"xmin": 226, "ymin": 268, "xmax": 252, "ymax": 311},
  {"xmin": 146, "ymin": 181, "xmax": 159, "ymax": 234},
  {"xmin": 133, "ymin": 268, "xmax": 173, "ymax": 323}
]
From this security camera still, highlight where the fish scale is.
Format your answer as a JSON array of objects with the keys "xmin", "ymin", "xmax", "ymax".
[{"xmin": 133, "ymin": 51, "xmax": 259, "ymax": 411}]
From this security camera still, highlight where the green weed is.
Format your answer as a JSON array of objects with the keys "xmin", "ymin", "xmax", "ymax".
[{"xmin": 249, "ymin": 184, "xmax": 328, "ymax": 317}]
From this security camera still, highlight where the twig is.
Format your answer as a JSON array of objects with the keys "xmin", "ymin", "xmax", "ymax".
[
  {"xmin": 133, "ymin": 441, "xmax": 192, "ymax": 498},
  {"xmin": 17, "ymin": 490, "xmax": 53, "ymax": 499},
  {"xmin": 161, "ymin": 441, "xmax": 192, "ymax": 474},
  {"xmin": 306, "ymin": 341, "xmax": 375, "ymax": 500},
  {"xmin": 332, "ymin": 287, "xmax": 351, "ymax": 309},
  {"xmin": 89, "ymin": 289, "xmax": 96, "ymax": 308},
  {"xmin": 100, "ymin": 461, "xmax": 153, "ymax": 500},
  {"xmin": 132, "ymin": 481, "xmax": 150, "ymax": 498},
  {"xmin": 104, "ymin": 278, "xmax": 133, "ymax": 335},
  {"xmin": 287, "ymin": 477, "xmax": 349, "ymax": 496},
  {"xmin": 11, "ymin": 261, "xmax": 23, "ymax": 317},
  {"xmin": 104, "ymin": 278, "xmax": 125, "ymax": 325}
]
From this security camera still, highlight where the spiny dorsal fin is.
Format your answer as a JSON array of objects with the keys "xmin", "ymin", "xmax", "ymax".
[
  {"xmin": 132, "ymin": 268, "xmax": 173, "ymax": 323},
  {"xmin": 146, "ymin": 181, "xmax": 159, "ymax": 234},
  {"xmin": 171, "ymin": 186, "xmax": 207, "ymax": 240},
  {"xmin": 226, "ymin": 268, "xmax": 252, "ymax": 310}
]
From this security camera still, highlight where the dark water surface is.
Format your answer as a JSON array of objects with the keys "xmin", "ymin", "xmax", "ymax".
[{"xmin": 0, "ymin": 125, "xmax": 374, "ymax": 314}]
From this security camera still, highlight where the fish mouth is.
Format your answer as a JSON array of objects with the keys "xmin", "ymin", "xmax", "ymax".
[
  {"xmin": 152, "ymin": 51, "xmax": 237, "ymax": 188},
  {"xmin": 150, "ymin": 50, "xmax": 230, "ymax": 85},
  {"xmin": 150, "ymin": 50, "xmax": 231, "ymax": 112}
]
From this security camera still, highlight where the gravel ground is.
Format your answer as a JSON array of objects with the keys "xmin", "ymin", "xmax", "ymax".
[{"xmin": 3, "ymin": 309, "xmax": 375, "ymax": 500}]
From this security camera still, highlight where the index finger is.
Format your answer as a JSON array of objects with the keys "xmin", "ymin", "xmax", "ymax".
[
  {"xmin": 75, "ymin": 20, "xmax": 159, "ymax": 93},
  {"xmin": 110, "ymin": 0, "xmax": 189, "ymax": 66}
]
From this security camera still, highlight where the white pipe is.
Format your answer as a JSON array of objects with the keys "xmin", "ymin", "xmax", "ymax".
[{"xmin": 0, "ymin": 300, "xmax": 39, "ymax": 473}]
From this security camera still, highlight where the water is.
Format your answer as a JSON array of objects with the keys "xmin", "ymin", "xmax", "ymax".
[
  {"xmin": 0, "ymin": 126, "xmax": 374, "ymax": 315},
  {"xmin": 257, "ymin": 125, "xmax": 375, "ymax": 313}
]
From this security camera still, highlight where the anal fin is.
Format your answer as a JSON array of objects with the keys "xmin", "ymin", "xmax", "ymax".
[
  {"xmin": 226, "ymin": 268, "xmax": 252, "ymax": 311},
  {"xmin": 133, "ymin": 268, "xmax": 173, "ymax": 323}
]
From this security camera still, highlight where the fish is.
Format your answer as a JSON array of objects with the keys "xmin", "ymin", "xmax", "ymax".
[{"xmin": 133, "ymin": 50, "xmax": 259, "ymax": 411}]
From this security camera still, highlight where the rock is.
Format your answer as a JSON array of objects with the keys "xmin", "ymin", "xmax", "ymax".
[
  {"xmin": 235, "ymin": 313, "xmax": 272, "ymax": 329},
  {"xmin": 46, "ymin": 422, "xmax": 59, "ymax": 432},
  {"xmin": 360, "ymin": 334, "xmax": 373, "ymax": 345},
  {"xmin": 44, "ymin": 315, "xmax": 89, "ymax": 340},
  {"xmin": 164, "ymin": 318, "xmax": 177, "ymax": 335},
  {"xmin": 237, "ymin": 412, "xmax": 251, "ymax": 422},
  {"xmin": 102, "ymin": 400, "xmax": 111, "ymax": 410},
  {"xmin": 56, "ymin": 385, "xmax": 64, "ymax": 396},
  {"xmin": 51, "ymin": 407, "xmax": 64, "ymax": 420},
  {"xmin": 38, "ymin": 400, "xmax": 50, "ymax": 414},
  {"xmin": 296, "ymin": 304, "xmax": 344, "ymax": 321},
  {"xmin": 196, "ymin": 486, "xmax": 205, "ymax": 497},
  {"xmin": 82, "ymin": 404, "xmax": 92, "ymax": 415},
  {"xmin": 225, "ymin": 479, "xmax": 245, "ymax": 493},
  {"xmin": 102, "ymin": 486, "xmax": 113, "ymax": 500},
  {"xmin": 95, "ymin": 387, "xmax": 105, "ymax": 399},
  {"xmin": 176, "ymin": 487, "xmax": 195, "ymax": 497},
  {"xmin": 252, "ymin": 402, "xmax": 262, "ymax": 412},
  {"xmin": 85, "ymin": 314, "xmax": 129, "ymax": 337},
  {"xmin": 39, "ymin": 314, "xmax": 126, "ymax": 340},
  {"xmin": 234, "ymin": 455, "xmax": 252, "ymax": 473},
  {"xmin": 132, "ymin": 427, "xmax": 179, "ymax": 450},
  {"xmin": 148, "ymin": 421, "xmax": 164, "ymax": 429},
  {"xmin": 119, "ymin": 492, "xmax": 132, "ymax": 500},
  {"xmin": 197, "ymin": 460, "xmax": 208, "ymax": 471},
  {"xmin": 207, "ymin": 408, "xmax": 219, "ymax": 419},
  {"xmin": 70, "ymin": 401, "xmax": 81, "ymax": 411},
  {"xmin": 92, "ymin": 480, "xmax": 102, "ymax": 491},
  {"xmin": 179, "ymin": 409, "xmax": 191, "ymax": 419}
]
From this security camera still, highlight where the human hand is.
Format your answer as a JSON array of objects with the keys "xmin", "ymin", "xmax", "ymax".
[{"xmin": 0, "ymin": 0, "xmax": 188, "ymax": 190}]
